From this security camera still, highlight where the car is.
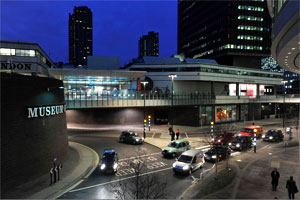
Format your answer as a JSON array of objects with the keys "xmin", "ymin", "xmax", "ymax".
[
  {"xmin": 162, "ymin": 140, "xmax": 191, "ymax": 158},
  {"xmin": 229, "ymin": 136, "xmax": 252, "ymax": 151},
  {"xmin": 211, "ymin": 131, "xmax": 235, "ymax": 145},
  {"xmin": 172, "ymin": 149, "xmax": 205, "ymax": 175},
  {"xmin": 99, "ymin": 149, "xmax": 119, "ymax": 174},
  {"xmin": 240, "ymin": 125, "xmax": 263, "ymax": 138},
  {"xmin": 262, "ymin": 130, "xmax": 284, "ymax": 142},
  {"xmin": 204, "ymin": 145, "xmax": 231, "ymax": 162},
  {"xmin": 119, "ymin": 131, "xmax": 144, "ymax": 145}
]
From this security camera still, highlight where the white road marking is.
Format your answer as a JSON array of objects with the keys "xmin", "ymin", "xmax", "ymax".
[
  {"xmin": 118, "ymin": 152, "xmax": 161, "ymax": 161},
  {"xmin": 195, "ymin": 145, "xmax": 210, "ymax": 150},
  {"xmin": 70, "ymin": 166, "xmax": 173, "ymax": 193}
]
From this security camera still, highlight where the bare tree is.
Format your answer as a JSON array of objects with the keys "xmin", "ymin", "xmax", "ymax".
[{"xmin": 109, "ymin": 151, "xmax": 167, "ymax": 199}]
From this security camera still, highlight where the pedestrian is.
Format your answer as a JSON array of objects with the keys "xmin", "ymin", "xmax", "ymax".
[
  {"xmin": 271, "ymin": 168, "xmax": 280, "ymax": 191},
  {"xmin": 176, "ymin": 129, "xmax": 180, "ymax": 140},
  {"xmin": 286, "ymin": 176, "xmax": 298, "ymax": 199},
  {"xmin": 169, "ymin": 127, "xmax": 174, "ymax": 141},
  {"xmin": 171, "ymin": 130, "xmax": 175, "ymax": 141}
]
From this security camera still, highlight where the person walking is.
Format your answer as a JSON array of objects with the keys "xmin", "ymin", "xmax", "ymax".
[
  {"xmin": 286, "ymin": 176, "xmax": 298, "ymax": 199},
  {"xmin": 171, "ymin": 129, "xmax": 175, "ymax": 141},
  {"xmin": 176, "ymin": 129, "xmax": 180, "ymax": 140},
  {"xmin": 169, "ymin": 127, "xmax": 174, "ymax": 141},
  {"xmin": 271, "ymin": 168, "xmax": 280, "ymax": 191}
]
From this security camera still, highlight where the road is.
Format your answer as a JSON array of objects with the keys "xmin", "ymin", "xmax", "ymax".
[{"xmin": 60, "ymin": 123, "xmax": 288, "ymax": 199}]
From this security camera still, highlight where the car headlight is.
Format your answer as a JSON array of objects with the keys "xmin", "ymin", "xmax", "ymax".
[
  {"xmin": 236, "ymin": 143, "xmax": 240, "ymax": 147},
  {"xmin": 113, "ymin": 163, "xmax": 118, "ymax": 169},
  {"xmin": 204, "ymin": 153, "xmax": 207, "ymax": 157},
  {"xmin": 211, "ymin": 138, "xmax": 214, "ymax": 141},
  {"xmin": 218, "ymin": 139, "xmax": 221, "ymax": 142},
  {"xmin": 262, "ymin": 135, "xmax": 265, "ymax": 138},
  {"xmin": 172, "ymin": 163, "xmax": 176, "ymax": 168},
  {"xmin": 183, "ymin": 165, "xmax": 189, "ymax": 170},
  {"xmin": 269, "ymin": 136, "xmax": 273, "ymax": 139},
  {"xmin": 228, "ymin": 143, "xmax": 232, "ymax": 146},
  {"xmin": 136, "ymin": 138, "xmax": 139, "ymax": 142},
  {"xmin": 212, "ymin": 155, "xmax": 217, "ymax": 159},
  {"xmin": 100, "ymin": 164, "xmax": 106, "ymax": 170}
]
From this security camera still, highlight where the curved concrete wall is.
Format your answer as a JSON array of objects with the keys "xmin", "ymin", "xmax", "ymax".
[{"xmin": 1, "ymin": 73, "xmax": 68, "ymax": 197}]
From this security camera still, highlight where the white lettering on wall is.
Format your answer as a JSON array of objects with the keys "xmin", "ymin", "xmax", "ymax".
[{"xmin": 27, "ymin": 104, "xmax": 66, "ymax": 118}]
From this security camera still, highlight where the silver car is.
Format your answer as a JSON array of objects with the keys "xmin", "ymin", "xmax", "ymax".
[{"xmin": 172, "ymin": 149, "xmax": 205, "ymax": 175}]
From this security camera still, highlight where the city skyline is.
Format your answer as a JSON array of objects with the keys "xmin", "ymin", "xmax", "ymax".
[{"xmin": 1, "ymin": 1, "xmax": 177, "ymax": 66}]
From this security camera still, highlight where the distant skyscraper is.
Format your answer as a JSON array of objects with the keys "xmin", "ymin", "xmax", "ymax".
[
  {"xmin": 138, "ymin": 32, "xmax": 159, "ymax": 57},
  {"xmin": 178, "ymin": 0, "xmax": 272, "ymax": 69},
  {"xmin": 69, "ymin": 6, "xmax": 93, "ymax": 66}
]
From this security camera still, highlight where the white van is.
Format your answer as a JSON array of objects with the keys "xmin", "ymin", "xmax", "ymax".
[{"xmin": 172, "ymin": 149, "xmax": 205, "ymax": 175}]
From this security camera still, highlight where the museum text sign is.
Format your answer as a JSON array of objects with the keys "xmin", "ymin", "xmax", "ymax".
[{"xmin": 27, "ymin": 104, "xmax": 66, "ymax": 118}]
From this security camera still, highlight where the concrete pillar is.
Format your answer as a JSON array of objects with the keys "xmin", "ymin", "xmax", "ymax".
[
  {"xmin": 211, "ymin": 82, "xmax": 215, "ymax": 98},
  {"xmin": 236, "ymin": 83, "xmax": 239, "ymax": 97},
  {"xmin": 257, "ymin": 84, "xmax": 260, "ymax": 97}
]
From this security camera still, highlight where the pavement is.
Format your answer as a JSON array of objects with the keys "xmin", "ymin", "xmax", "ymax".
[
  {"xmin": 4, "ymin": 142, "xmax": 99, "ymax": 199},
  {"xmin": 8, "ymin": 117, "xmax": 298, "ymax": 199}
]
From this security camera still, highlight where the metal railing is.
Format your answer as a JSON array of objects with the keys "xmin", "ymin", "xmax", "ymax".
[{"xmin": 65, "ymin": 93, "xmax": 300, "ymax": 109}]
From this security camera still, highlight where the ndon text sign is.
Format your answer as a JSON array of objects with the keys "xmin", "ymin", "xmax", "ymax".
[{"xmin": 28, "ymin": 104, "xmax": 66, "ymax": 118}]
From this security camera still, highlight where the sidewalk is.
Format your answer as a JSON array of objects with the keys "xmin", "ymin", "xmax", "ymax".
[{"xmin": 5, "ymin": 142, "xmax": 99, "ymax": 199}]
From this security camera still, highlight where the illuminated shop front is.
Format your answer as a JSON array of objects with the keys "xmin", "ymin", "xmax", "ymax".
[
  {"xmin": 229, "ymin": 83, "xmax": 274, "ymax": 97},
  {"xmin": 49, "ymin": 68, "xmax": 146, "ymax": 101},
  {"xmin": 215, "ymin": 105, "xmax": 237, "ymax": 123}
]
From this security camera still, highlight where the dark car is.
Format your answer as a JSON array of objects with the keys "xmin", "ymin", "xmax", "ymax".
[
  {"xmin": 119, "ymin": 131, "xmax": 144, "ymax": 145},
  {"xmin": 204, "ymin": 146, "xmax": 231, "ymax": 162},
  {"xmin": 262, "ymin": 130, "xmax": 284, "ymax": 142},
  {"xmin": 99, "ymin": 149, "xmax": 119, "ymax": 174},
  {"xmin": 229, "ymin": 136, "xmax": 252, "ymax": 151},
  {"xmin": 212, "ymin": 131, "xmax": 235, "ymax": 145}
]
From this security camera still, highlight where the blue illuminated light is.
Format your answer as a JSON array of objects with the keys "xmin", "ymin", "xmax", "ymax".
[{"xmin": 104, "ymin": 149, "xmax": 116, "ymax": 153}]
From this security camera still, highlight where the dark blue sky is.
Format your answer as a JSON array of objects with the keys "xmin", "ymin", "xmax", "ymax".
[{"xmin": 1, "ymin": 1, "xmax": 177, "ymax": 66}]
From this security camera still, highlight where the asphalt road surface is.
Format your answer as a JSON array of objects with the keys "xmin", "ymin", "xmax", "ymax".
[{"xmin": 60, "ymin": 123, "xmax": 287, "ymax": 199}]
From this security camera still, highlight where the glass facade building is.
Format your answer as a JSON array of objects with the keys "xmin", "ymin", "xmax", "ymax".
[{"xmin": 178, "ymin": 0, "xmax": 272, "ymax": 69}]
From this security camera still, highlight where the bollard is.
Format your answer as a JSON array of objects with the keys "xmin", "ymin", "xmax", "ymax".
[
  {"xmin": 56, "ymin": 165, "xmax": 60, "ymax": 181},
  {"xmin": 53, "ymin": 166, "xmax": 57, "ymax": 183},
  {"xmin": 50, "ymin": 168, "xmax": 53, "ymax": 185},
  {"xmin": 58, "ymin": 164, "xmax": 63, "ymax": 181}
]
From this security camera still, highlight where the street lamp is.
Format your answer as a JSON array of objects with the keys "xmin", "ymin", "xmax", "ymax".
[
  {"xmin": 168, "ymin": 74, "xmax": 177, "ymax": 129},
  {"xmin": 282, "ymin": 80, "xmax": 288, "ymax": 129},
  {"xmin": 141, "ymin": 81, "xmax": 148, "ymax": 138}
]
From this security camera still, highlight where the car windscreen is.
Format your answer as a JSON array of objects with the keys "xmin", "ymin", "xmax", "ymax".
[
  {"xmin": 178, "ymin": 155, "xmax": 193, "ymax": 163},
  {"xmin": 130, "ymin": 132, "xmax": 138, "ymax": 137},
  {"xmin": 266, "ymin": 131, "xmax": 275, "ymax": 136},
  {"xmin": 168, "ymin": 142, "xmax": 177, "ymax": 148},
  {"xmin": 241, "ymin": 128, "xmax": 253, "ymax": 133},
  {"xmin": 103, "ymin": 153, "xmax": 115, "ymax": 162},
  {"xmin": 233, "ymin": 137, "xmax": 242, "ymax": 142}
]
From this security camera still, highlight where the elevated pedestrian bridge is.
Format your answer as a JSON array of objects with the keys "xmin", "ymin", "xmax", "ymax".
[{"xmin": 66, "ymin": 94, "xmax": 300, "ymax": 109}]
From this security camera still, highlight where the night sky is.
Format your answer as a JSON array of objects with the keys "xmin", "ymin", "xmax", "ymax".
[{"xmin": 1, "ymin": 1, "xmax": 177, "ymax": 66}]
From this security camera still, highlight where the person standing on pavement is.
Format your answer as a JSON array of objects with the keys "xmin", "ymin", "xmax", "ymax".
[
  {"xmin": 169, "ymin": 127, "xmax": 174, "ymax": 141},
  {"xmin": 271, "ymin": 168, "xmax": 280, "ymax": 191},
  {"xmin": 286, "ymin": 176, "xmax": 298, "ymax": 199},
  {"xmin": 176, "ymin": 129, "xmax": 180, "ymax": 140}
]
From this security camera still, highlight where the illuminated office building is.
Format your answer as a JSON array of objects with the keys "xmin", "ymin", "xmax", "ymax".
[
  {"xmin": 69, "ymin": 6, "xmax": 93, "ymax": 66},
  {"xmin": 139, "ymin": 32, "xmax": 159, "ymax": 57},
  {"xmin": 178, "ymin": 0, "xmax": 272, "ymax": 69}
]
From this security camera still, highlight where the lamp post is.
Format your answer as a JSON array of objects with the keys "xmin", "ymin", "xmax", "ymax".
[
  {"xmin": 282, "ymin": 80, "xmax": 288, "ymax": 129},
  {"xmin": 141, "ymin": 81, "xmax": 148, "ymax": 138},
  {"xmin": 168, "ymin": 74, "xmax": 177, "ymax": 129}
]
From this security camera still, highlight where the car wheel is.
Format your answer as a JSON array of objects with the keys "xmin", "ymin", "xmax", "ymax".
[
  {"xmin": 120, "ymin": 138, "xmax": 123, "ymax": 142},
  {"xmin": 188, "ymin": 169, "xmax": 192, "ymax": 175},
  {"xmin": 133, "ymin": 141, "xmax": 136, "ymax": 145},
  {"xmin": 172, "ymin": 153, "xmax": 176, "ymax": 158}
]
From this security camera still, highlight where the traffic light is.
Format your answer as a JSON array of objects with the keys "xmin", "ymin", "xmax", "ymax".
[
  {"xmin": 210, "ymin": 121, "xmax": 214, "ymax": 138},
  {"xmin": 148, "ymin": 115, "xmax": 151, "ymax": 131}
]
